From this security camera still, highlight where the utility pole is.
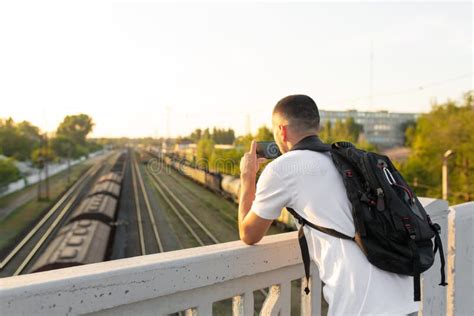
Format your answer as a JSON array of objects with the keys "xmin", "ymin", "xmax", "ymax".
[
  {"xmin": 442, "ymin": 149, "xmax": 455, "ymax": 201},
  {"xmin": 37, "ymin": 157, "xmax": 42, "ymax": 201},
  {"xmin": 67, "ymin": 142, "xmax": 72, "ymax": 185},
  {"xmin": 44, "ymin": 133, "xmax": 50, "ymax": 200},
  {"xmin": 37, "ymin": 134, "xmax": 45, "ymax": 201}
]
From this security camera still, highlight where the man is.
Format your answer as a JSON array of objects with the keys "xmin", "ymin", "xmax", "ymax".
[{"xmin": 238, "ymin": 95, "xmax": 420, "ymax": 315}]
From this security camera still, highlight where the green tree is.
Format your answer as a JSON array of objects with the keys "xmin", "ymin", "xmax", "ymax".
[
  {"xmin": 196, "ymin": 137, "xmax": 215, "ymax": 170},
  {"xmin": 234, "ymin": 133, "xmax": 253, "ymax": 151},
  {"xmin": 190, "ymin": 128, "xmax": 202, "ymax": 143},
  {"xmin": 209, "ymin": 148, "xmax": 242, "ymax": 176},
  {"xmin": 0, "ymin": 158, "xmax": 20, "ymax": 187},
  {"xmin": 51, "ymin": 135, "xmax": 74, "ymax": 159},
  {"xmin": 400, "ymin": 91, "xmax": 474, "ymax": 203},
  {"xmin": 319, "ymin": 120, "xmax": 332, "ymax": 142},
  {"xmin": 202, "ymin": 128, "xmax": 211, "ymax": 140},
  {"xmin": 319, "ymin": 118, "xmax": 371, "ymax": 151},
  {"xmin": 0, "ymin": 118, "xmax": 41, "ymax": 161},
  {"xmin": 400, "ymin": 120, "xmax": 416, "ymax": 146},
  {"xmin": 55, "ymin": 114, "xmax": 94, "ymax": 158},
  {"xmin": 320, "ymin": 118, "xmax": 362, "ymax": 144},
  {"xmin": 211, "ymin": 128, "xmax": 235, "ymax": 144},
  {"xmin": 255, "ymin": 126, "xmax": 273, "ymax": 141},
  {"xmin": 31, "ymin": 146, "xmax": 57, "ymax": 168},
  {"xmin": 0, "ymin": 118, "xmax": 20, "ymax": 158},
  {"xmin": 56, "ymin": 114, "xmax": 94, "ymax": 146}
]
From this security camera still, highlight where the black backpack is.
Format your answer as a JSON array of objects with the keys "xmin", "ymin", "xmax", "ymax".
[{"xmin": 285, "ymin": 135, "xmax": 447, "ymax": 302}]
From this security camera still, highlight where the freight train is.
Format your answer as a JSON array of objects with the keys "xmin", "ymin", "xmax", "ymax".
[
  {"xmin": 30, "ymin": 151, "xmax": 127, "ymax": 273},
  {"xmin": 147, "ymin": 148, "xmax": 296, "ymax": 230}
]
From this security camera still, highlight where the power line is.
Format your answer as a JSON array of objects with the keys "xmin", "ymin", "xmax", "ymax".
[{"xmin": 327, "ymin": 72, "xmax": 473, "ymax": 106}]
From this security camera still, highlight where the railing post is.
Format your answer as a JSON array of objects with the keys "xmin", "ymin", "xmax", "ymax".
[
  {"xmin": 418, "ymin": 198, "xmax": 449, "ymax": 315},
  {"xmin": 301, "ymin": 262, "xmax": 321, "ymax": 316},
  {"xmin": 232, "ymin": 292, "xmax": 254, "ymax": 316},
  {"xmin": 447, "ymin": 202, "xmax": 474, "ymax": 315},
  {"xmin": 279, "ymin": 281, "xmax": 292, "ymax": 315},
  {"xmin": 184, "ymin": 308, "xmax": 197, "ymax": 316},
  {"xmin": 260, "ymin": 284, "xmax": 281, "ymax": 316}
]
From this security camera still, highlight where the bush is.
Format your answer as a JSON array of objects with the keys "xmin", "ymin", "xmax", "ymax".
[{"xmin": 0, "ymin": 158, "xmax": 21, "ymax": 187}]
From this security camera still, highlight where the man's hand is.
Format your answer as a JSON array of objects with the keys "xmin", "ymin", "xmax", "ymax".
[{"xmin": 240, "ymin": 140, "xmax": 266, "ymax": 183}]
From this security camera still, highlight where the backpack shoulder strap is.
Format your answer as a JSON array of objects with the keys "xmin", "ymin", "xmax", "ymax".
[
  {"xmin": 286, "ymin": 207, "xmax": 354, "ymax": 296},
  {"xmin": 286, "ymin": 207, "xmax": 354, "ymax": 240}
]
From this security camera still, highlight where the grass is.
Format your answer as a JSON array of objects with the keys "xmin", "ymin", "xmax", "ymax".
[{"xmin": 0, "ymin": 162, "xmax": 92, "ymax": 252}]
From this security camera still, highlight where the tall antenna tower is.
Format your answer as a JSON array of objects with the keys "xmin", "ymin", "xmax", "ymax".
[
  {"xmin": 165, "ymin": 106, "xmax": 171, "ymax": 139},
  {"xmin": 245, "ymin": 113, "xmax": 251, "ymax": 135},
  {"xmin": 369, "ymin": 40, "xmax": 374, "ymax": 109}
]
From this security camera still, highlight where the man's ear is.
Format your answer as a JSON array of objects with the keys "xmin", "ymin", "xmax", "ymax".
[{"xmin": 280, "ymin": 125, "xmax": 288, "ymax": 142}]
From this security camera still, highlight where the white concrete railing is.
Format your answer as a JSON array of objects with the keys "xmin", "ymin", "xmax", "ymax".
[
  {"xmin": 0, "ymin": 198, "xmax": 472, "ymax": 315},
  {"xmin": 0, "ymin": 232, "xmax": 320, "ymax": 316}
]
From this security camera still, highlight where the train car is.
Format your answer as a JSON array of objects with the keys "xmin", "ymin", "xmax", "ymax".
[
  {"xmin": 164, "ymin": 156, "xmax": 173, "ymax": 166},
  {"xmin": 97, "ymin": 172, "xmax": 123, "ymax": 185},
  {"xmin": 205, "ymin": 172, "xmax": 221, "ymax": 192},
  {"xmin": 30, "ymin": 219, "xmax": 111, "ymax": 273},
  {"xmin": 88, "ymin": 181, "xmax": 121, "ymax": 199},
  {"xmin": 111, "ymin": 152, "xmax": 127, "ymax": 174},
  {"xmin": 29, "ymin": 155, "xmax": 126, "ymax": 274},
  {"xmin": 68, "ymin": 194, "xmax": 118, "ymax": 224},
  {"xmin": 190, "ymin": 168, "xmax": 206, "ymax": 185},
  {"xmin": 221, "ymin": 175, "xmax": 240, "ymax": 202},
  {"xmin": 180, "ymin": 164, "xmax": 193, "ymax": 178}
]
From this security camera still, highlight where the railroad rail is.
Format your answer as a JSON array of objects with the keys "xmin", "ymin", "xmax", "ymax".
[
  {"xmin": 146, "ymin": 162, "xmax": 219, "ymax": 247},
  {"xmin": 131, "ymin": 151, "xmax": 164, "ymax": 254}
]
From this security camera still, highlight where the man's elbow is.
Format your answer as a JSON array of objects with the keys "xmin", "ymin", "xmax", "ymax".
[
  {"xmin": 239, "ymin": 229, "xmax": 262, "ymax": 245},
  {"xmin": 240, "ymin": 234, "xmax": 256, "ymax": 245}
]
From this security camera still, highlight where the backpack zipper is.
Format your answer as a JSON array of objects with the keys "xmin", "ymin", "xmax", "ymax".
[
  {"xmin": 376, "ymin": 188, "xmax": 385, "ymax": 211},
  {"xmin": 363, "ymin": 153, "xmax": 385, "ymax": 211},
  {"xmin": 392, "ymin": 183, "xmax": 415, "ymax": 205}
]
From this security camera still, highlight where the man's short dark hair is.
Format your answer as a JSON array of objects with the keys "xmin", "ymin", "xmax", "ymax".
[{"xmin": 273, "ymin": 94, "xmax": 320, "ymax": 133}]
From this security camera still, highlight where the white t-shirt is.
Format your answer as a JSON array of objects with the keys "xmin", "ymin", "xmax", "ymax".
[{"xmin": 250, "ymin": 150, "xmax": 420, "ymax": 316}]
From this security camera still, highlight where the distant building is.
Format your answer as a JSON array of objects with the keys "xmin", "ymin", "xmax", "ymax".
[
  {"xmin": 319, "ymin": 110, "xmax": 420, "ymax": 148},
  {"xmin": 173, "ymin": 143, "xmax": 197, "ymax": 160}
]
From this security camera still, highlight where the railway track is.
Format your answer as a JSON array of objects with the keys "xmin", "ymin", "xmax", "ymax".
[
  {"xmin": 130, "ymin": 151, "xmax": 164, "ymax": 255},
  {"xmin": 161, "ymin": 168, "xmax": 237, "ymax": 230},
  {"xmin": 146, "ymin": 163, "xmax": 219, "ymax": 247},
  {"xmin": 0, "ymin": 161, "xmax": 104, "ymax": 277},
  {"xmin": 140, "ymin": 151, "xmax": 270, "ymax": 309}
]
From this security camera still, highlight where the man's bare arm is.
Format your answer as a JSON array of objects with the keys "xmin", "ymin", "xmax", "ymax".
[{"xmin": 238, "ymin": 141, "xmax": 273, "ymax": 245}]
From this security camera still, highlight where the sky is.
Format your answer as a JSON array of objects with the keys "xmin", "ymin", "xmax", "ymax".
[{"xmin": 0, "ymin": 1, "xmax": 472, "ymax": 138}]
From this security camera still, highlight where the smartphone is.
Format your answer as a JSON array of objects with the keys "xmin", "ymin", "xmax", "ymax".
[{"xmin": 256, "ymin": 141, "xmax": 281, "ymax": 159}]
